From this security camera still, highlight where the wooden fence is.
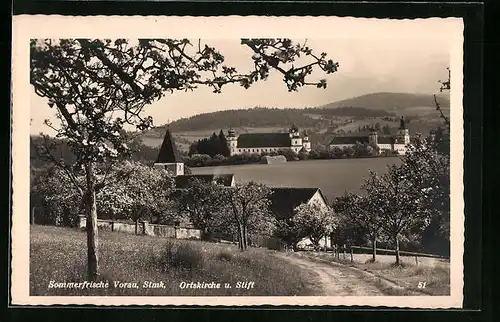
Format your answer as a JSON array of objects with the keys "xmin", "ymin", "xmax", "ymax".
[{"xmin": 309, "ymin": 244, "xmax": 449, "ymax": 265}]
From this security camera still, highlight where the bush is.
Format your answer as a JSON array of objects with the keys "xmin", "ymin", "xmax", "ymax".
[{"xmin": 158, "ymin": 240, "xmax": 204, "ymax": 271}]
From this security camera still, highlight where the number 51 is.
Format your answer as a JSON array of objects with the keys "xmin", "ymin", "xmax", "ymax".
[{"xmin": 417, "ymin": 282, "xmax": 427, "ymax": 289}]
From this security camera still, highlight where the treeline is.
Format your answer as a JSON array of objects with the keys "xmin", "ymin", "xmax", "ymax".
[
  {"xmin": 306, "ymin": 106, "xmax": 395, "ymax": 117},
  {"xmin": 356, "ymin": 123, "xmax": 392, "ymax": 135},
  {"xmin": 167, "ymin": 107, "xmax": 319, "ymax": 132},
  {"xmin": 188, "ymin": 130, "xmax": 230, "ymax": 157},
  {"xmin": 164, "ymin": 106, "xmax": 398, "ymax": 133}
]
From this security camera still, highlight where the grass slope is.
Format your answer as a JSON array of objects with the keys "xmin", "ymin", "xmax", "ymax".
[{"xmin": 30, "ymin": 225, "xmax": 318, "ymax": 296}]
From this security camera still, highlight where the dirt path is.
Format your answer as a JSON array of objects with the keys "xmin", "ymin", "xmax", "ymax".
[{"xmin": 276, "ymin": 253, "xmax": 385, "ymax": 296}]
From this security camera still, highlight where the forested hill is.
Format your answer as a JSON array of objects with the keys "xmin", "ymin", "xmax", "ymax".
[
  {"xmin": 158, "ymin": 92, "xmax": 448, "ymax": 133},
  {"xmin": 321, "ymin": 92, "xmax": 450, "ymax": 111}
]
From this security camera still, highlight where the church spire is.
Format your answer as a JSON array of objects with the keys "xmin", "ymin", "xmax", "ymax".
[{"xmin": 155, "ymin": 127, "xmax": 183, "ymax": 164}]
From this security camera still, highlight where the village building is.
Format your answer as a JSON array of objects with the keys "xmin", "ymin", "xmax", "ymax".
[
  {"xmin": 268, "ymin": 187, "xmax": 331, "ymax": 249},
  {"xmin": 154, "ymin": 127, "xmax": 235, "ymax": 188},
  {"xmin": 329, "ymin": 116, "xmax": 411, "ymax": 155},
  {"xmin": 155, "ymin": 128, "xmax": 331, "ymax": 246},
  {"xmin": 226, "ymin": 125, "xmax": 312, "ymax": 156}
]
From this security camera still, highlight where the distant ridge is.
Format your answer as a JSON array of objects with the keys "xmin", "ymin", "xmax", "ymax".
[
  {"xmin": 320, "ymin": 92, "xmax": 450, "ymax": 111},
  {"xmin": 148, "ymin": 92, "xmax": 449, "ymax": 133}
]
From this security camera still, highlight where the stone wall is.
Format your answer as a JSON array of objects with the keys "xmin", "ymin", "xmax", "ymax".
[{"xmin": 77, "ymin": 216, "xmax": 201, "ymax": 240}]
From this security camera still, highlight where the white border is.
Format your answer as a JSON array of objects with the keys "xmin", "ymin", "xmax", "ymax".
[{"xmin": 11, "ymin": 15, "xmax": 464, "ymax": 307}]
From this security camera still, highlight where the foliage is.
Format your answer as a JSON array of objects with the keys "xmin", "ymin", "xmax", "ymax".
[
  {"xmin": 31, "ymin": 161, "xmax": 176, "ymax": 225},
  {"xmin": 332, "ymin": 192, "xmax": 384, "ymax": 260},
  {"xmin": 362, "ymin": 165, "xmax": 432, "ymax": 264},
  {"xmin": 293, "ymin": 201, "xmax": 336, "ymax": 247},
  {"xmin": 189, "ymin": 129, "xmax": 231, "ymax": 157},
  {"xmin": 175, "ymin": 178, "xmax": 228, "ymax": 239},
  {"xmin": 98, "ymin": 161, "xmax": 176, "ymax": 223},
  {"xmin": 223, "ymin": 181, "xmax": 274, "ymax": 251},
  {"xmin": 31, "ymin": 167, "xmax": 84, "ymax": 226}
]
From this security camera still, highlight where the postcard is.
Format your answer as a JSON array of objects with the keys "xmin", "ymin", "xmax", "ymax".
[{"xmin": 11, "ymin": 15, "xmax": 464, "ymax": 307}]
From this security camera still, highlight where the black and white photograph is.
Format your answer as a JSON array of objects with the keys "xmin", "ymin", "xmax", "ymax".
[{"xmin": 11, "ymin": 15, "xmax": 464, "ymax": 307}]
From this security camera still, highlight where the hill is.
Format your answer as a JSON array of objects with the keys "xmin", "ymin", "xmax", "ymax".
[
  {"xmin": 320, "ymin": 92, "xmax": 450, "ymax": 114},
  {"xmin": 140, "ymin": 92, "xmax": 447, "ymax": 150}
]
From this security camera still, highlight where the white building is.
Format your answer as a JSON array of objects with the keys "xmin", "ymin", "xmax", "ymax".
[
  {"xmin": 329, "ymin": 116, "xmax": 411, "ymax": 155},
  {"xmin": 226, "ymin": 125, "xmax": 311, "ymax": 156}
]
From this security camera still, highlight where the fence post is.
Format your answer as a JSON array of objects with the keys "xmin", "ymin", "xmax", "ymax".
[
  {"xmin": 31, "ymin": 207, "xmax": 35, "ymax": 225},
  {"xmin": 415, "ymin": 255, "xmax": 418, "ymax": 266},
  {"xmin": 343, "ymin": 244, "xmax": 347, "ymax": 260},
  {"xmin": 350, "ymin": 246, "xmax": 353, "ymax": 263},
  {"xmin": 111, "ymin": 221, "xmax": 114, "ymax": 232}
]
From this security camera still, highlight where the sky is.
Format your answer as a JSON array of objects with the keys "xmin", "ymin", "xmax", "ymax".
[{"xmin": 29, "ymin": 19, "xmax": 456, "ymax": 135}]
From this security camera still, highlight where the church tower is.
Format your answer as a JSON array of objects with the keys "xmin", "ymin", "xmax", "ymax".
[
  {"xmin": 227, "ymin": 127, "xmax": 238, "ymax": 156},
  {"xmin": 289, "ymin": 124, "xmax": 302, "ymax": 151},
  {"xmin": 302, "ymin": 130, "xmax": 311, "ymax": 152},
  {"xmin": 397, "ymin": 116, "xmax": 410, "ymax": 145},
  {"xmin": 154, "ymin": 127, "xmax": 184, "ymax": 177}
]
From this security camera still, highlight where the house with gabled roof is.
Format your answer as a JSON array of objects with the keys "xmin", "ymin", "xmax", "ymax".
[
  {"xmin": 226, "ymin": 125, "xmax": 311, "ymax": 156},
  {"xmin": 269, "ymin": 187, "xmax": 331, "ymax": 249}
]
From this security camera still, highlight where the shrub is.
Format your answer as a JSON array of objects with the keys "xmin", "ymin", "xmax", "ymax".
[
  {"xmin": 158, "ymin": 240, "xmax": 204, "ymax": 271},
  {"xmin": 216, "ymin": 251, "xmax": 233, "ymax": 262}
]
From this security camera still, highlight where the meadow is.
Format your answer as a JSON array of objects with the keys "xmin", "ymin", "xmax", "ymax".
[
  {"xmin": 191, "ymin": 158, "xmax": 401, "ymax": 201},
  {"xmin": 30, "ymin": 225, "xmax": 318, "ymax": 296}
]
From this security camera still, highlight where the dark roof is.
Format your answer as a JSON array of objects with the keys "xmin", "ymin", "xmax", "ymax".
[
  {"xmin": 237, "ymin": 133, "xmax": 291, "ymax": 148},
  {"xmin": 155, "ymin": 127, "xmax": 182, "ymax": 163},
  {"xmin": 268, "ymin": 187, "xmax": 322, "ymax": 219},
  {"xmin": 329, "ymin": 136, "xmax": 369, "ymax": 145},
  {"xmin": 174, "ymin": 174, "xmax": 234, "ymax": 189},
  {"xmin": 377, "ymin": 136, "xmax": 396, "ymax": 144}
]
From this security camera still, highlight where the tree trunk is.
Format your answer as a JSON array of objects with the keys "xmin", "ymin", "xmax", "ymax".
[
  {"xmin": 202, "ymin": 227, "xmax": 211, "ymax": 241},
  {"xmin": 236, "ymin": 224, "xmax": 243, "ymax": 251},
  {"xmin": 85, "ymin": 162, "xmax": 99, "ymax": 281},
  {"xmin": 372, "ymin": 238, "xmax": 377, "ymax": 262},
  {"xmin": 242, "ymin": 225, "xmax": 248, "ymax": 250},
  {"xmin": 395, "ymin": 234, "xmax": 401, "ymax": 265}
]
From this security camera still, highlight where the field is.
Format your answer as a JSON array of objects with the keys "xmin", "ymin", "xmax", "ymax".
[
  {"xmin": 302, "ymin": 251, "xmax": 450, "ymax": 295},
  {"xmin": 191, "ymin": 158, "xmax": 401, "ymax": 201},
  {"xmin": 30, "ymin": 225, "xmax": 318, "ymax": 296}
]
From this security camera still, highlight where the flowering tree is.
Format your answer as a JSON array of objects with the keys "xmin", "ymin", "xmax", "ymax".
[
  {"xmin": 224, "ymin": 182, "xmax": 274, "ymax": 251},
  {"xmin": 30, "ymin": 38, "xmax": 339, "ymax": 279},
  {"xmin": 98, "ymin": 161, "xmax": 175, "ymax": 225},
  {"xmin": 273, "ymin": 217, "xmax": 305, "ymax": 251},
  {"xmin": 176, "ymin": 178, "xmax": 228, "ymax": 240},
  {"xmin": 31, "ymin": 162, "xmax": 174, "ymax": 226},
  {"xmin": 332, "ymin": 192, "xmax": 383, "ymax": 262},
  {"xmin": 293, "ymin": 201, "xmax": 336, "ymax": 247},
  {"xmin": 363, "ymin": 166, "xmax": 431, "ymax": 265}
]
